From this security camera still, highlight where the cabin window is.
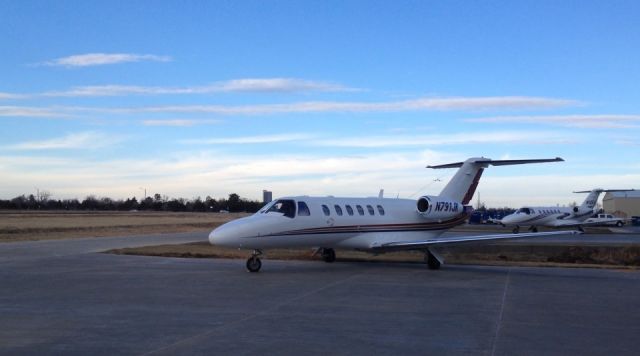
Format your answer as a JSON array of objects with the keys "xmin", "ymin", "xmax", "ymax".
[
  {"xmin": 366, "ymin": 205, "xmax": 375, "ymax": 215},
  {"xmin": 322, "ymin": 205, "xmax": 330, "ymax": 216},
  {"xmin": 334, "ymin": 205, "xmax": 343, "ymax": 216},
  {"xmin": 377, "ymin": 205, "xmax": 385, "ymax": 216},
  {"xmin": 266, "ymin": 199, "xmax": 296, "ymax": 218},
  {"xmin": 356, "ymin": 205, "xmax": 365, "ymax": 215},
  {"xmin": 345, "ymin": 205, "xmax": 354, "ymax": 216},
  {"xmin": 297, "ymin": 201, "xmax": 310, "ymax": 216},
  {"xmin": 517, "ymin": 208, "xmax": 531, "ymax": 215}
]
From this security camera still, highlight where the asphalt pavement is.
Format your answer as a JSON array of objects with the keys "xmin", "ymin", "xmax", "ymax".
[{"xmin": 1, "ymin": 231, "xmax": 639, "ymax": 355}]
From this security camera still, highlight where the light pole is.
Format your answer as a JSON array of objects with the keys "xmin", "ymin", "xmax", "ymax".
[{"xmin": 139, "ymin": 187, "xmax": 147, "ymax": 200}]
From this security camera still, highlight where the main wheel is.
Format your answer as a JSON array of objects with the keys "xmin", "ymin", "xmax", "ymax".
[
  {"xmin": 531, "ymin": 226, "xmax": 538, "ymax": 233},
  {"xmin": 616, "ymin": 221, "xmax": 624, "ymax": 227},
  {"xmin": 246, "ymin": 257, "xmax": 262, "ymax": 272},
  {"xmin": 321, "ymin": 248, "xmax": 336, "ymax": 263},
  {"xmin": 513, "ymin": 226, "xmax": 520, "ymax": 234}
]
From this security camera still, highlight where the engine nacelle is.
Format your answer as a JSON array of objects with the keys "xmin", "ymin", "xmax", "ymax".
[{"xmin": 416, "ymin": 195, "xmax": 463, "ymax": 220}]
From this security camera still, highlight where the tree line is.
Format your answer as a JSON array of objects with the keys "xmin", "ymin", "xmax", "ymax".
[{"xmin": 0, "ymin": 193, "xmax": 265, "ymax": 213}]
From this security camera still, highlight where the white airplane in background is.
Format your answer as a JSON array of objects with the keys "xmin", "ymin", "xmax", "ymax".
[
  {"xmin": 500, "ymin": 188, "xmax": 635, "ymax": 233},
  {"xmin": 209, "ymin": 156, "xmax": 580, "ymax": 272}
]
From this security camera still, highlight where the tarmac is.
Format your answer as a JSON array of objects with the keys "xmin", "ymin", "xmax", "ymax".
[{"xmin": 1, "ymin": 231, "xmax": 640, "ymax": 355}]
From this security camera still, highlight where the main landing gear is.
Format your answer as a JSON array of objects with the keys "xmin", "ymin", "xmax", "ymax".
[
  {"xmin": 321, "ymin": 248, "xmax": 336, "ymax": 263},
  {"xmin": 529, "ymin": 226, "xmax": 538, "ymax": 233},
  {"xmin": 246, "ymin": 250, "xmax": 262, "ymax": 272},
  {"xmin": 512, "ymin": 226, "xmax": 520, "ymax": 234},
  {"xmin": 424, "ymin": 249, "xmax": 442, "ymax": 270}
]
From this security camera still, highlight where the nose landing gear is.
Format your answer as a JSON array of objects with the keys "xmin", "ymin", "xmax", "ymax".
[{"xmin": 246, "ymin": 250, "xmax": 263, "ymax": 272}]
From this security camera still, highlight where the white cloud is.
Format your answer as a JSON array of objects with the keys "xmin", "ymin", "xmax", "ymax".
[
  {"xmin": 181, "ymin": 133, "xmax": 313, "ymax": 145},
  {"xmin": 213, "ymin": 78, "xmax": 357, "ymax": 93},
  {"xmin": 465, "ymin": 114, "xmax": 640, "ymax": 129},
  {"xmin": 0, "ymin": 150, "xmax": 454, "ymax": 200},
  {"xmin": 40, "ymin": 78, "xmax": 357, "ymax": 97},
  {"xmin": 180, "ymin": 131, "xmax": 576, "ymax": 148},
  {"xmin": 309, "ymin": 131, "xmax": 577, "ymax": 148},
  {"xmin": 0, "ymin": 150, "xmax": 640, "ymax": 207},
  {"xmin": 128, "ymin": 96, "xmax": 577, "ymax": 115},
  {"xmin": 1, "ymin": 149, "xmax": 637, "ymax": 207},
  {"xmin": 142, "ymin": 119, "xmax": 221, "ymax": 127},
  {"xmin": 0, "ymin": 106, "xmax": 70, "ymax": 118},
  {"xmin": 0, "ymin": 93, "xmax": 25, "ymax": 100},
  {"xmin": 5, "ymin": 131, "xmax": 125, "ymax": 150},
  {"xmin": 2, "ymin": 96, "xmax": 577, "ymax": 118},
  {"xmin": 40, "ymin": 53, "xmax": 171, "ymax": 67}
]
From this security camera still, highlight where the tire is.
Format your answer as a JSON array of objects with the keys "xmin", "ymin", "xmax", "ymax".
[
  {"xmin": 246, "ymin": 257, "xmax": 262, "ymax": 272},
  {"xmin": 531, "ymin": 226, "xmax": 538, "ymax": 233},
  {"xmin": 616, "ymin": 221, "xmax": 623, "ymax": 227},
  {"xmin": 513, "ymin": 226, "xmax": 520, "ymax": 234},
  {"xmin": 321, "ymin": 248, "xmax": 336, "ymax": 263}
]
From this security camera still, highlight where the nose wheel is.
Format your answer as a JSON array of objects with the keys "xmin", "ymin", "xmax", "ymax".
[{"xmin": 246, "ymin": 250, "xmax": 262, "ymax": 272}]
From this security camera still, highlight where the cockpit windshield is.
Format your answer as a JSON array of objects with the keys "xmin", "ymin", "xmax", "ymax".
[
  {"xmin": 516, "ymin": 208, "xmax": 531, "ymax": 215},
  {"xmin": 258, "ymin": 200, "xmax": 277, "ymax": 214},
  {"xmin": 264, "ymin": 199, "xmax": 296, "ymax": 218}
]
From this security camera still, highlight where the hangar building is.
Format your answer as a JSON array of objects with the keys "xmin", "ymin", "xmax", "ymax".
[{"xmin": 603, "ymin": 191, "xmax": 640, "ymax": 217}]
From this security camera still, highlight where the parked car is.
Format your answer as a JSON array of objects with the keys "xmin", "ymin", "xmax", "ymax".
[{"xmin": 583, "ymin": 214, "xmax": 626, "ymax": 227}]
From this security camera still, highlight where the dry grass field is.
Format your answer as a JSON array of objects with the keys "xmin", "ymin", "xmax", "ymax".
[
  {"xmin": 3, "ymin": 210, "xmax": 637, "ymax": 268},
  {"xmin": 0, "ymin": 210, "xmax": 244, "ymax": 242},
  {"xmin": 108, "ymin": 241, "xmax": 640, "ymax": 269}
]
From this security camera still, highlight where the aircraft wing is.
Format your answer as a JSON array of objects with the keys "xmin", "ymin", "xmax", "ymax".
[{"xmin": 370, "ymin": 230, "xmax": 581, "ymax": 253}]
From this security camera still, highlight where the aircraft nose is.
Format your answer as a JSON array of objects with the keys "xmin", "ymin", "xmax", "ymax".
[
  {"xmin": 501, "ymin": 215, "xmax": 513, "ymax": 224},
  {"xmin": 209, "ymin": 224, "xmax": 233, "ymax": 246}
]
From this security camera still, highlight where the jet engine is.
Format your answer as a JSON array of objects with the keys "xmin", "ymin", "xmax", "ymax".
[{"xmin": 416, "ymin": 195, "xmax": 463, "ymax": 220}]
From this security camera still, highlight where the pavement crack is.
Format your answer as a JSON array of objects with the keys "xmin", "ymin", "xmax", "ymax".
[{"xmin": 490, "ymin": 267, "xmax": 511, "ymax": 356}]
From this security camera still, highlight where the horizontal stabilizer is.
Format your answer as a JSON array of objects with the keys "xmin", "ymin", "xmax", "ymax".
[
  {"xmin": 370, "ymin": 230, "xmax": 581, "ymax": 253},
  {"xmin": 427, "ymin": 157, "xmax": 563, "ymax": 169},
  {"xmin": 573, "ymin": 189, "xmax": 635, "ymax": 193}
]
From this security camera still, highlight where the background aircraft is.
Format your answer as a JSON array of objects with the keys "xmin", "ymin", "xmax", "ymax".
[
  {"xmin": 209, "ymin": 157, "xmax": 579, "ymax": 272},
  {"xmin": 499, "ymin": 188, "xmax": 635, "ymax": 233}
]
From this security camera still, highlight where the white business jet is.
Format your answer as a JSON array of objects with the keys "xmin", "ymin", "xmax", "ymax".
[
  {"xmin": 209, "ymin": 156, "xmax": 578, "ymax": 272},
  {"xmin": 500, "ymin": 188, "xmax": 634, "ymax": 233}
]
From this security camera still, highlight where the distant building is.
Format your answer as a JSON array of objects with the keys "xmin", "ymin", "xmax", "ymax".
[
  {"xmin": 603, "ymin": 191, "xmax": 640, "ymax": 217},
  {"xmin": 262, "ymin": 190, "xmax": 273, "ymax": 204}
]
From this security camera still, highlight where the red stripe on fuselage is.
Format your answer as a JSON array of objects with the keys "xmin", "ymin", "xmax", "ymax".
[{"xmin": 267, "ymin": 212, "xmax": 470, "ymax": 237}]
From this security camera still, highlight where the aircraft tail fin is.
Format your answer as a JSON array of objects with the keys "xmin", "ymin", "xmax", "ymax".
[
  {"xmin": 573, "ymin": 189, "xmax": 635, "ymax": 210},
  {"xmin": 429, "ymin": 157, "xmax": 563, "ymax": 204}
]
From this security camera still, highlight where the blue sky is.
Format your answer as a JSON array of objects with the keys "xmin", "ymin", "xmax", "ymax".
[{"xmin": 1, "ymin": 0, "xmax": 639, "ymax": 206}]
